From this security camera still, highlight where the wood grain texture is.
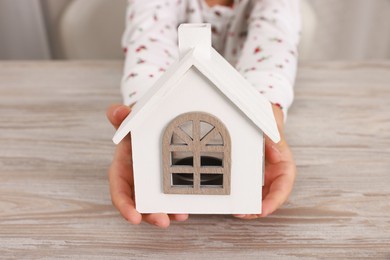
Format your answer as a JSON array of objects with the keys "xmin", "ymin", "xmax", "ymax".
[{"xmin": 0, "ymin": 61, "xmax": 389, "ymax": 259}]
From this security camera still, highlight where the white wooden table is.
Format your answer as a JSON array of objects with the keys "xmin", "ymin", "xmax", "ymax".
[{"xmin": 0, "ymin": 61, "xmax": 389, "ymax": 259}]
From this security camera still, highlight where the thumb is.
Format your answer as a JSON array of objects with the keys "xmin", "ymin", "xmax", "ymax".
[
  {"xmin": 265, "ymin": 137, "xmax": 283, "ymax": 164},
  {"xmin": 106, "ymin": 104, "xmax": 131, "ymax": 130},
  {"xmin": 265, "ymin": 133, "xmax": 292, "ymax": 164},
  {"xmin": 265, "ymin": 104, "xmax": 287, "ymax": 164}
]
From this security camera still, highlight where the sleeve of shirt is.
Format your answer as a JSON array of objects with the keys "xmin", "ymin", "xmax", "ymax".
[
  {"xmin": 121, "ymin": 0, "xmax": 181, "ymax": 106},
  {"xmin": 236, "ymin": 0, "xmax": 301, "ymax": 118}
]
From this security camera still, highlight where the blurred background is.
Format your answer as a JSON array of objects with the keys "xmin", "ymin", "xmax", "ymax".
[{"xmin": 0, "ymin": 0, "xmax": 389, "ymax": 61}]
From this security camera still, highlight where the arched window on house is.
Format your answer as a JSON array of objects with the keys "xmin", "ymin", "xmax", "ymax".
[{"xmin": 162, "ymin": 112, "xmax": 231, "ymax": 195}]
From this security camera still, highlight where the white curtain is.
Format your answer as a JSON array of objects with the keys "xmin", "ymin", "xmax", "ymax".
[
  {"xmin": 0, "ymin": 0, "xmax": 50, "ymax": 59},
  {"xmin": 308, "ymin": 0, "xmax": 390, "ymax": 60}
]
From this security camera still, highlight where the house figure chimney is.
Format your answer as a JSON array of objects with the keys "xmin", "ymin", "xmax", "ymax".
[{"xmin": 178, "ymin": 24, "xmax": 212, "ymax": 60}]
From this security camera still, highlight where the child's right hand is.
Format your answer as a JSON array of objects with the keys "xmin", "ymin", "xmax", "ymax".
[{"xmin": 106, "ymin": 104, "xmax": 189, "ymax": 228}]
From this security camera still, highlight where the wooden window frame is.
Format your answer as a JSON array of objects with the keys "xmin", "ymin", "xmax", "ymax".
[{"xmin": 162, "ymin": 112, "xmax": 231, "ymax": 195}]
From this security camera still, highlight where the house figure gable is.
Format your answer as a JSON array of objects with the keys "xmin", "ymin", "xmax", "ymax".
[{"xmin": 113, "ymin": 24, "xmax": 280, "ymax": 145}]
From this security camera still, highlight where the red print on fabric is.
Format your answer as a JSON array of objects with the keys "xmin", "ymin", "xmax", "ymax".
[
  {"xmin": 136, "ymin": 45, "xmax": 147, "ymax": 52},
  {"xmin": 127, "ymin": 73, "xmax": 138, "ymax": 79}
]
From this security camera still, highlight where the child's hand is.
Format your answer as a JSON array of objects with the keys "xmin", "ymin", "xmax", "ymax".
[
  {"xmin": 107, "ymin": 104, "xmax": 295, "ymax": 224},
  {"xmin": 106, "ymin": 104, "xmax": 189, "ymax": 228},
  {"xmin": 234, "ymin": 104, "xmax": 297, "ymax": 219}
]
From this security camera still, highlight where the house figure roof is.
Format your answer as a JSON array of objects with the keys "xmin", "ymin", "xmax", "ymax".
[{"xmin": 113, "ymin": 24, "xmax": 280, "ymax": 144}]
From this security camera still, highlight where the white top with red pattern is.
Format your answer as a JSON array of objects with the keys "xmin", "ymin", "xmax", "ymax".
[{"xmin": 121, "ymin": 0, "xmax": 301, "ymax": 116}]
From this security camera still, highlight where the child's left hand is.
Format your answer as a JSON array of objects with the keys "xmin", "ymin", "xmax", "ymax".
[{"xmin": 234, "ymin": 104, "xmax": 297, "ymax": 219}]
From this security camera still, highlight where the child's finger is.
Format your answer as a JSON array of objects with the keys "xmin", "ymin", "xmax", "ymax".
[
  {"xmin": 169, "ymin": 214, "xmax": 189, "ymax": 222},
  {"xmin": 260, "ymin": 169, "xmax": 295, "ymax": 217},
  {"xmin": 233, "ymin": 214, "xmax": 259, "ymax": 219},
  {"xmin": 109, "ymin": 183, "xmax": 141, "ymax": 224},
  {"xmin": 142, "ymin": 213, "xmax": 170, "ymax": 228},
  {"xmin": 265, "ymin": 133, "xmax": 291, "ymax": 164},
  {"xmin": 106, "ymin": 104, "xmax": 131, "ymax": 129},
  {"xmin": 108, "ymin": 157, "xmax": 141, "ymax": 224},
  {"xmin": 264, "ymin": 139, "xmax": 282, "ymax": 164}
]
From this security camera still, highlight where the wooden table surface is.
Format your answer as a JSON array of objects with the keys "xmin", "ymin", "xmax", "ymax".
[{"xmin": 0, "ymin": 61, "xmax": 389, "ymax": 259}]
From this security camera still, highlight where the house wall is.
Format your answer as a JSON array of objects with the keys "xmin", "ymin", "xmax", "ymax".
[{"xmin": 131, "ymin": 67, "xmax": 264, "ymax": 214}]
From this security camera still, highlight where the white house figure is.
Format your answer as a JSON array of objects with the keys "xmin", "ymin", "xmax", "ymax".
[{"xmin": 113, "ymin": 24, "xmax": 280, "ymax": 214}]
